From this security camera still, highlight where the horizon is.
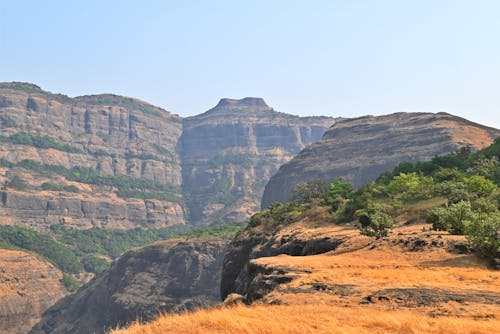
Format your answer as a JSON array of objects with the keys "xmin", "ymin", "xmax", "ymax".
[{"xmin": 1, "ymin": 1, "xmax": 499, "ymax": 128}]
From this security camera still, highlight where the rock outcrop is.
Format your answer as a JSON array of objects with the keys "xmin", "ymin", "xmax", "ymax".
[
  {"xmin": 220, "ymin": 222, "xmax": 345, "ymax": 300},
  {"xmin": 179, "ymin": 98, "xmax": 334, "ymax": 225},
  {"xmin": 262, "ymin": 112, "xmax": 500, "ymax": 208},
  {"xmin": 0, "ymin": 248, "xmax": 67, "ymax": 334},
  {"xmin": 30, "ymin": 238, "xmax": 227, "ymax": 334}
]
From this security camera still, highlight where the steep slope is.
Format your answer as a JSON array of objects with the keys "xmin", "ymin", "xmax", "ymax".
[
  {"xmin": 0, "ymin": 248, "xmax": 67, "ymax": 334},
  {"xmin": 262, "ymin": 112, "xmax": 500, "ymax": 207},
  {"xmin": 0, "ymin": 82, "xmax": 184, "ymax": 230},
  {"xmin": 179, "ymin": 97, "xmax": 335, "ymax": 225},
  {"xmin": 30, "ymin": 238, "xmax": 227, "ymax": 334}
]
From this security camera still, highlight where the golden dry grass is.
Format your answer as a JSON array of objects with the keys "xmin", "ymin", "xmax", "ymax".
[
  {"xmin": 113, "ymin": 303, "xmax": 499, "ymax": 334},
  {"xmin": 112, "ymin": 223, "xmax": 500, "ymax": 334}
]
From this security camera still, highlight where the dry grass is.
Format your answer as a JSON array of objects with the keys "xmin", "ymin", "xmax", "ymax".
[
  {"xmin": 112, "ymin": 303, "xmax": 499, "ymax": 334},
  {"xmin": 112, "ymin": 223, "xmax": 500, "ymax": 334}
]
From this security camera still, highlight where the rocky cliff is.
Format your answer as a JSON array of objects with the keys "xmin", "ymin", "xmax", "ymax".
[
  {"xmin": 179, "ymin": 98, "xmax": 334, "ymax": 226},
  {"xmin": 0, "ymin": 248, "xmax": 67, "ymax": 334},
  {"xmin": 0, "ymin": 83, "xmax": 334, "ymax": 230},
  {"xmin": 30, "ymin": 238, "xmax": 227, "ymax": 334},
  {"xmin": 262, "ymin": 112, "xmax": 500, "ymax": 208},
  {"xmin": 0, "ymin": 82, "xmax": 185, "ymax": 230}
]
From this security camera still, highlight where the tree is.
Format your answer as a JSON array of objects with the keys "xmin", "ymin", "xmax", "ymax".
[
  {"xmin": 291, "ymin": 180, "xmax": 329, "ymax": 204},
  {"xmin": 464, "ymin": 212, "xmax": 500, "ymax": 258},
  {"xmin": 356, "ymin": 203, "xmax": 394, "ymax": 238},
  {"xmin": 464, "ymin": 175, "xmax": 496, "ymax": 197},
  {"xmin": 388, "ymin": 172, "xmax": 434, "ymax": 202},
  {"xmin": 325, "ymin": 178, "xmax": 354, "ymax": 212},
  {"xmin": 427, "ymin": 201, "xmax": 475, "ymax": 235}
]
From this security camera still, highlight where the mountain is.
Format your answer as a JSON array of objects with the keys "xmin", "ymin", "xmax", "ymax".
[
  {"xmin": 30, "ymin": 238, "xmax": 227, "ymax": 334},
  {"xmin": 0, "ymin": 82, "xmax": 184, "ymax": 231},
  {"xmin": 0, "ymin": 83, "xmax": 335, "ymax": 230},
  {"xmin": 179, "ymin": 97, "xmax": 335, "ymax": 225},
  {"xmin": 261, "ymin": 112, "xmax": 500, "ymax": 208},
  {"xmin": 0, "ymin": 249, "xmax": 67, "ymax": 334}
]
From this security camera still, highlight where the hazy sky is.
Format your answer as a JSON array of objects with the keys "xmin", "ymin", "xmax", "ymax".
[{"xmin": 1, "ymin": 1, "xmax": 499, "ymax": 128}]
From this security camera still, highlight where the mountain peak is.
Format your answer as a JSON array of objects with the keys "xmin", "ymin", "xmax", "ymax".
[{"xmin": 214, "ymin": 97, "xmax": 271, "ymax": 110}]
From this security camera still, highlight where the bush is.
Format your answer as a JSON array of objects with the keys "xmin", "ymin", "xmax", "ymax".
[
  {"xmin": 464, "ymin": 212, "xmax": 500, "ymax": 258},
  {"xmin": 387, "ymin": 172, "xmax": 434, "ymax": 202},
  {"xmin": 292, "ymin": 180, "xmax": 329, "ymax": 204},
  {"xmin": 464, "ymin": 175, "xmax": 496, "ymax": 197},
  {"xmin": 6, "ymin": 176, "xmax": 28, "ymax": 190},
  {"xmin": 356, "ymin": 203, "xmax": 394, "ymax": 238},
  {"xmin": 250, "ymin": 202, "xmax": 303, "ymax": 228},
  {"xmin": 81, "ymin": 254, "xmax": 110, "ymax": 274},
  {"xmin": 427, "ymin": 201, "xmax": 475, "ymax": 235},
  {"xmin": 60, "ymin": 274, "xmax": 82, "ymax": 292}
]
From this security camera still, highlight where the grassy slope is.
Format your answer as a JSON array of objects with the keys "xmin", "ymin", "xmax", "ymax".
[{"xmin": 113, "ymin": 221, "xmax": 500, "ymax": 334}]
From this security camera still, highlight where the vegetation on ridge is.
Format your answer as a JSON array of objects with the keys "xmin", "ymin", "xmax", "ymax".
[{"xmin": 251, "ymin": 138, "xmax": 500, "ymax": 259}]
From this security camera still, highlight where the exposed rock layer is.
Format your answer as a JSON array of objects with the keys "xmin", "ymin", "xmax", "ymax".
[
  {"xmin": 0, "ymin": 248, "xmax": 66, "ymax": 334},
  {"xmin": 30, "ymin": 238, "xmax": 227, "ymax": 334},
  {"xmin": 0, "ymin": 83, "xmax": 334, "ymax": 229},
  {"xmin": 262, "ymin": 112, "xmax": 500, "ymax": 208},
  {"xmin": 179, "ymin": 98, "xmax": 334, "ymax": 225},
  {"xmin": 0, "ymin": 82, "xmax": 184, "ymax": 230}
]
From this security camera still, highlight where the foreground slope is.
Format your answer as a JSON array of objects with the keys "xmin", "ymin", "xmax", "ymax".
[
  {"xmin": 30, "ymin": 238, "xmax": 227, "ymax": 334},
  {"xmin": 114, "ymin": 220, "xmax": 499, "ymax": 334},
  {"xmin": 0, "ymin": 249, "xmax": 66, "ymax": 334},
  {"xmin": 179, "ymin": 97, "xmax": 334, "ymax": 225},
  {"xmin": 262, "ymin": 112, "xmax": 500, "ymax": 207}
]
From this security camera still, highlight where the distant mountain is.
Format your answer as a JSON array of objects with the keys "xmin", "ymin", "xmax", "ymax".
[
  {"xmin": 179, "ymin": 97, "xmax": 335, "ymax": 225},
  {"xmin": 261, "ymin": 112, "xmax": 500, "ymax": 208},
  {"xmin": 0, "ymin": 82, "xmax": 335, "ymax": 230}
]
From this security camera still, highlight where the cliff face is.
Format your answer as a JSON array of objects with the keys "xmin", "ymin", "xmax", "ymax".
[
  {"xmin": 0, "ymin": 83, "xmax": 334, "ymax": 229},
  {"xmin": 262, "ymin": 112, "xmax": 500, "ymax": 208},
  {"xmin": 179, "ymin": 98, "xmax": 334, "ymax": 226},
  {"xmin": 30, "ymin": 238, "xmax": 227, "ymax": 334},
  {"xmin": 0, "ymin": 83, "xmax": 184, "ymax": 230},
  {"xmin": 0, "ymin": 248, "xmax": 67, "ymax": 334}
]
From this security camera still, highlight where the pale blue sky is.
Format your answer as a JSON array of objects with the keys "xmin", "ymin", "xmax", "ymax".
[{"xmin": 1, "ymin": 1, "xmax": 499, "ymax": 128}]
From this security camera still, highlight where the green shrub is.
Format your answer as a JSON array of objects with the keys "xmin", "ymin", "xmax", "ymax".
[
  {"xmin": 292, "ymin": 179, "xmax": 330, "ymax": 204},
  {"xmin": 464, "ymin": 212, "xmax": 500, "ymax": 258},
  {"xmin": 356, "ymin": 203, "xmax": 394, "ymax": 238},
  {"xmin": 60, "ymin": 274, "xmax": 82, "ymax": 292},
  {"xmin": 464, "ymin": 175, "xmax": 496, "ymax": 197},
  {"xmin": 81, "ymin": 255, "xmax": 110, "ymax": 274},
  {"xmin": 427, "ymin": 201, "xmax": 475, "ymax": 235},
  {"xmin": 6, "ymin": 176, "xmax": 28, "ymax": 190}
]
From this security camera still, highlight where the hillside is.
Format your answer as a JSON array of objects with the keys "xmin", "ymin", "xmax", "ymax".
[
  {"xmin": 262, "ymin": 112, "xmax": 500, "ymax": 208},
  {"xmin": 113, "ymin": 138, "xmax": 500, "ymax": 333},
  {"xmin": 0, "ymin": 83, "xmax": 334, "ymax": 231},
  {"xmin": 0, "ymin": 249, "xmax": 67, "ymax": 334}
]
